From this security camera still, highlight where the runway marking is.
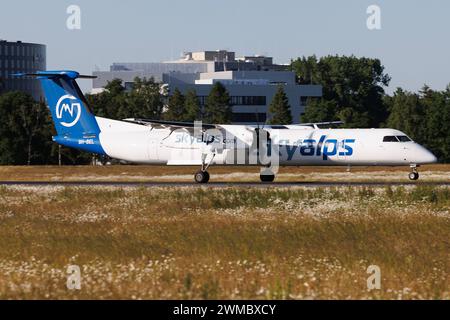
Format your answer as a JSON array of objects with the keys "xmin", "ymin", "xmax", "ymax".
[{"xmin": 0, "ymin": 181, "xmax": 448, "ymax": 188}]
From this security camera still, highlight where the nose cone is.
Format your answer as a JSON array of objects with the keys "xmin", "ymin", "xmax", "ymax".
[
  {"xmin": 415, "ymin": 145, "xmax": 438, "ymax": 164},
  {"xmin": 425, "ymin": 151, "xmax": 438, "ymax": 164}
]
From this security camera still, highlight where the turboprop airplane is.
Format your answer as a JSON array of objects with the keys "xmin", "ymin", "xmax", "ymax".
[{"xmin": 14, "ymin": 70, "xmax": 437, "ymax": 183}]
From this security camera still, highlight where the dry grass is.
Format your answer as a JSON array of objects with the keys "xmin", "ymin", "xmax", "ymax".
[
  {"xmin": 0, "ymin": 184, "xmax": 448, "ymax": 299},
  {"xmin": 0, "ymin": 164, "xmax": 448, "ymax": 182}
]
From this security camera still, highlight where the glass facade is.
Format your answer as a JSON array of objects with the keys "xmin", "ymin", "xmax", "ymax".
[
  {"xmin": 230, "ymin": 96, "xmax": 266, "ymax": 106},
  {"xmin": 0, "ymin": 41, "xmax": 46, "ymax": 101},
  {"xmin": 197, "ymin": 95, "xmax": 267, "ymax": 106},
  {"xmin": 231, "ymin": 113, "xmax": 267, "ymax": 123}
]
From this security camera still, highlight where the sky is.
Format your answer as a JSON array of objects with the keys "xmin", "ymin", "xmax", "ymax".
[{"xmin": 1, "ymin": 0, "xmax": 449, "ymax": 93}]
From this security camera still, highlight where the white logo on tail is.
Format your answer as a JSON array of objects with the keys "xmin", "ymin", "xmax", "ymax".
[{"xmin": 55, "ymin": 94, "xmax": 81, "ymax": 127}]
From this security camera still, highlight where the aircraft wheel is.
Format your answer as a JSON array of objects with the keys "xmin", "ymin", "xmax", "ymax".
[
  {"xmin": 194, "ymin": 170, "xmax": 210, "ymax": 184},
  {"xmin": 260, "ymin": 174, "xmax": 275, "ymax": 182},
  {"xmin": 203, "ymin": 171, "xmax": 210, "ymax": 183},
  {"xmin": 408, "ymin": 172, "xmax": 419, "ymax": 180}
]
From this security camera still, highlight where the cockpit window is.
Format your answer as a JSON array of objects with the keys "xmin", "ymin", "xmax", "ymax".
[
  {"xmin": 397, "ymin": 135, "xmax": 412, "ymax": 142},
  {"xmin": 383, "ymin": 136, "xmax": 399, "ymax": 142},
  {"xmin": 383, "ymin": 135, "xmax": 413, "ymax": 142}
]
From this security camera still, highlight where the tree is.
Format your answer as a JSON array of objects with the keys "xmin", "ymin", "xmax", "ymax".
[
  {"xmin": 105, "ymin": 78, "xmax": 125, "ymax": 97},
  {"xmin": 384, "ymin": 85, "xmax": 450, "ymax": 162},
  {"xmin": 204, "ymin": 82, "xmax": 232, "ymax": 123},
  {"xmin": 183, "ymin": 89, "xmax": 201, "ymax": 121},
  {"xmin": 290, "ymin": 55, "xmax": 318, "ymax": 84},
  {"xmin": 267, "ymin": 86, "xmax": 292, "ymax": 124},
  {"xmin": 420, "ymin": 85, "xmax": 450, "ymax": 162},
  {"xmin": 129, "ymin": 77, "xmax": 163, "ymax": 119},
  {"xmin": 292, "ymin": 55, "xmax": 390, "ymax": 127},
  {"xmin": 87, "ymin": 77, "xmax": 164, "ymax": 120},
  {"xmin": 87, "ymin": 79, "xmax": 126, "ymax": 119},
  {"xmin": 0, "ymin": 92, "xmax": 53, "ymax": 165},
  {"xmin": 385, "ymin": 88, "xmax": 423, "ymax": 141},
  {"xmin": 164, "ymin": 88, "xmax": 185, "ymax": 121},
  {"xmin": 18, "ymin": 101, "xmax": 52, "ymax": 165},
  {"xmin": 299, "ymin": 98, "xmax": 337, "ymax": 124},
  {"xmin": 437, "ymin": 85, "xmax": 450, "ymax": 162}
]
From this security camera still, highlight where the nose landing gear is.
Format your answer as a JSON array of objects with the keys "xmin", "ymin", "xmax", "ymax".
[
  {"xmin": 409, "ymin": 165, "xmax": 419, "ymax": 180},
  {"xmin": 408, "ymin": 171, "xmax": 419, "ymax": 180}
]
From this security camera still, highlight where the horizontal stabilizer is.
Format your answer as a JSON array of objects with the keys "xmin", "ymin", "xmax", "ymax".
[{"xmin": 12, "ymin": 71, "xmax": 96, "ymax": 79}]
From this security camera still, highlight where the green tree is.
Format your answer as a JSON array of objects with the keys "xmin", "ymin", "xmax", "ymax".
[
  {"xmin": 204, "ymin": 82, "xmax": 232, "ymax": 123},
  {"xmin": 87, "ymin": 79, "xmax": 126, "ymax": 119},
  {"xmin": 18, "ymin": 100, "xmax": 52, "ymax": 165},
  {"xmin": 129, "ymin": 77, "xmax": 163, "ymax": 119},
  {"xmin": 183, "ymin": 89, "xmax": 201, "ymax": 121},
  {"xmin": 164, "ymin": 88, "xmax": 185, "ymax": 121},
  {"xmin": 88, "ymin": 77, "xmax": 164, "ymax": 120},
  {"xmin": 420, "ymin": 85, "xmax": 450, "ymax": 162},
  {"xmin": 384, "ymin": 85, "xmax": 450, "ymax": 162},
  {"xmin": 290, "ymin": 55, "xmax": 318, "ymax": 84},
  {"xmin": 267, "ymin": 86, "xmax": 292, "ymax": 124},
  {"xmin": 292, "ymin": 55, "xmax": 390, "ymax": 127},
  {"xmin": 105, "ymin": 78, "xmax": 126, "ymax": 96},
  {"xmin": 298, "ymin": 98, "xmax": 337, "ymax": 124},
  {"xmin": 385, "ymin": 88, "xmax": 423, "ymax": 141},
  {"xmin": 0, "ymin": 92, "xmax": 53, "ymax": 164}
]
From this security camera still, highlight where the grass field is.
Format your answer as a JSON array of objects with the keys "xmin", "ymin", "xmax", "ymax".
[{"xmin": 0, "ymin": 167, "xmax": 448, "ymax": 299}]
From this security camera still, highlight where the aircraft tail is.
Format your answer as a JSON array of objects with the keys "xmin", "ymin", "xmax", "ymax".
[{"xmin": 14, "ymin": 71, "xmax": 105, "ymax": 155}]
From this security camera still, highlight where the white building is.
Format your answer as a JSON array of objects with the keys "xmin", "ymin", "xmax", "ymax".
[{"xmin": 92, "ymin": 50, "xmax": 322, "ymax": 123}]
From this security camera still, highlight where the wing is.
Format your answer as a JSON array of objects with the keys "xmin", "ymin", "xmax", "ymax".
[
  {"xmin": 122, "ymin": 118, "xmax": 218, "ymax": 132},
  {"xmin": 289, "ymin": 121, "xmax": 344, "ymax": 129},
  {"xmin": 123, "ymin": 118, "xmax": 256, "ymax": 148}
]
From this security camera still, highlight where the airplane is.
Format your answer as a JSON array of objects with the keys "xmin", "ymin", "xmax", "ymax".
[{"xmin": 14, "ymin": 70, "xmax": 437, "ymax": 183}]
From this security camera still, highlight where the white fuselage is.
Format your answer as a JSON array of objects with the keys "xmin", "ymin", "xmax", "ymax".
[{"xmin": 95, "ymin": 117, "xmax": 437, "ymax": 167}]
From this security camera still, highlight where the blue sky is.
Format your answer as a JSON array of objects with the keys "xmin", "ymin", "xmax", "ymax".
[{"xmin": 1, "ymin": 0, "xmax": 449, "ymax": 93}]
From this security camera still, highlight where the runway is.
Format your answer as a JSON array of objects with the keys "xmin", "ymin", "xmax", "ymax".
[{"xmin": 0, "ymin": 180, "xmax": 449, "ymax": 188}]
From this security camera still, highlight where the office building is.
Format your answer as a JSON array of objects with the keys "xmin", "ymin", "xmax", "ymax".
[
  {"xmin": 0, "ymin": 40, "xmax": 46, "ymax": 101},
  {"xmin": 92, "ymin": 50, "xmax": 322, "ymax": 123}
]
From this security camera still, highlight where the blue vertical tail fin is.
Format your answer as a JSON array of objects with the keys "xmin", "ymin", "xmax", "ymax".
[{"xmin": 14, "ymin": 70, "xmax": 105, "ymax": 155}]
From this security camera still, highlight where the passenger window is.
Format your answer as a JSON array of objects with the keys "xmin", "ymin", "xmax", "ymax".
[
  {"xmin": 397, "ymin": 135, "xmax": 412, "ymax": 142},
  {"xmin": 383, "ymin": 136, "xmax": 399, "ymax": 142}
]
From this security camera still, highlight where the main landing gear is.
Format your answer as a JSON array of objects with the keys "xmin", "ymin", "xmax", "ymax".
[
  {"xmin": 194, "ymin": 170, "xmax": 210, "ymax": 183},
  {"xmin": 260, "ymin": 174, "xmax": 275, "ymax": 182},
  {"xmin": 194, "ymin": 153, "xmax": 215, "ymax": 184},
  {"xmin": 408, "ymin": 165, "xmax": 419, "ymax": 180},
  {"xmin": 194, "ymin": 168, "xmax": 276, "ymax": 184},
  {"xmin": 260, "ymin": 168, "xmax": 275, "ymax": 182}
]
